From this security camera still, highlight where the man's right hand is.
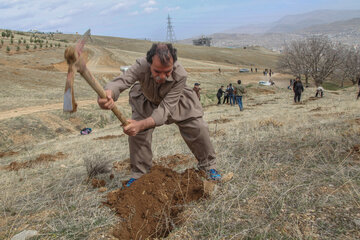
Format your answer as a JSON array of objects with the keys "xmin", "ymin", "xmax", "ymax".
[{"xmin": 98, "ymin": 89, "xmax": 115, "ymax": 110}]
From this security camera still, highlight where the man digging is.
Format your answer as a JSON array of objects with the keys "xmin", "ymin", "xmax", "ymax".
[{"xmin": 83, "ymin": 43, "xmax": 221, "ymax": 187}]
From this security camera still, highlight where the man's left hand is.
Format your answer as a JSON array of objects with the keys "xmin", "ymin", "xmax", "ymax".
[{"xmin": 123, "ymin": 119, "xmax": 143, "ymax": 136}]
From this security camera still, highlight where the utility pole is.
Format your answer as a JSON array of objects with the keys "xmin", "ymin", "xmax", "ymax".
[{"xmin": 166, "ymin": 14, "xmax": 176, "ymax": 43}]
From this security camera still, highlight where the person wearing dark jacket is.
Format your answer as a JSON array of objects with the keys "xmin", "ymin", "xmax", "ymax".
[
  {"xmin": 357, "ymin": 77, "xmax": 360, "ymax": 100},
  {"xmin": 217, "ymin": 85, "xmax": 225, "ymax": 104},
  {"xmin": 223, "ymin": 85, "xmax": 229, "ymax": 104},
  {"xmin": 228, "ymin": 83, "xmax": 235, "ymax": 106},
  {"xmin": 293, "ymin": 77, "xmax": 304, "ymax": 103}
]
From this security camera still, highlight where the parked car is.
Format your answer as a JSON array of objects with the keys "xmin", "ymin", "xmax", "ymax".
[
  {"xmin": 258, "ymin": 81, "xmax": 272, "ymax": 86},
  {"xmin": 239, "ymin": 68, "xmax": 250, "ymax": 73}
]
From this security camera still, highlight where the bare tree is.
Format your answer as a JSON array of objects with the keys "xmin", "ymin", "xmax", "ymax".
[
  {"xmin": 279, "ymin": 36, "xmax": 344, "ymax": 87},
  {"xmin": 338, "ymin": 48, "xmax": 360, "ymax": 86}
]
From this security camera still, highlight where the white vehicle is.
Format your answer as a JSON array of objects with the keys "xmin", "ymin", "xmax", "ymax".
[{"xmin": 258, "ymin": 81, "xmax": 272, "ymax": 86}]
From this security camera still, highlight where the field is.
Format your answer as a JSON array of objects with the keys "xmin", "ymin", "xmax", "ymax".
[{"xmin": 0, "ymin": 32, "xmax": 359, "ymax": 239}]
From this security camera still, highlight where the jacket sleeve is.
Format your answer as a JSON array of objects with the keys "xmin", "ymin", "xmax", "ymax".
[
  {"xmin": 150, "ymin": 77, "xmax": 186, "ymax": 126},
  {"xmin": 104, "ymin": 60, "xmax": 142, "ymax": 101}
]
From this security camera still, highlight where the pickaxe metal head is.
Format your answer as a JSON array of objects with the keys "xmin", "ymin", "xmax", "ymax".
[{"xmin": 63, "ymin": 29, "xmax": 91, "ymax": 113}]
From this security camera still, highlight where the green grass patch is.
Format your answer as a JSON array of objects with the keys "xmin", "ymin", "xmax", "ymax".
[{"xmin": 323, "ymin": 82, "xmax": 341, "ymax": 91}]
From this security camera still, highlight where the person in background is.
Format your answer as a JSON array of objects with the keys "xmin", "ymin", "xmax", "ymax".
[
  {"xmin": 217, "ymin": 85, "xmax": 224, "ymax": 104},
  {"xmin": 234, "ymin": 80, "xmax": 246, "ymax": 111},
  {"xmin": 357, "ymin": 76, "xmax": 360, "ymax": 100},
  {"xmin": 315, "ymin": 86, "xmax": 324, "ymax": 98},
  {"xmin": 228, "ymin": 83, "xmax": 235, "ymax": 106},
  {"xmin": 293, "ymin": 76, "xmax": 304, "ymax": 103},
  {"xmin": 223, "ymin": 85, "xmax": 229, "ymax": 104},
  {"xmin": 193, "ymin": 83, "xmax": 201, "ymax": 100}
]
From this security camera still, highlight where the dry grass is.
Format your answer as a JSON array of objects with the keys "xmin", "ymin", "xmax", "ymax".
[
  {"xmin": 1, "ymin": 33, "xmax": 359, "ymax": 239},
  {"xmin": 167, "ymin": 86, "xmax": 360, "ymax": 240}
]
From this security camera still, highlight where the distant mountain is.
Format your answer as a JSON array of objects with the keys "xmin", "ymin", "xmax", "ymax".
[
  {"xmin": 180, "ymin": 9, "xmax": 360, "ymax": 50},
  {"xmin": 223, "ymin": 23, "xmax": 272, "ymax": 34},
  {"xmin": 268, "ymin": 9, "xmax": 360, "ymax": 33},
  {"xmin": 298, "ymin": 17, "xmax": 360, "ymax": 34}
]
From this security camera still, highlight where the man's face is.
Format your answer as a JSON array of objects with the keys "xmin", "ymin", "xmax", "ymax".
[{"xmin": 150, "ymin": 55, "xmax": 173, "ymax": 84}]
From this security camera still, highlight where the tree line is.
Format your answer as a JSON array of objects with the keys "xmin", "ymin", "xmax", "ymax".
[{"xmin": 278, "ymin": 36, "xmax": 360, "ymax": 87}]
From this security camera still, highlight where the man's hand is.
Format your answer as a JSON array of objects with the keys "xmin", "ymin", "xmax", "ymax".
[
  {"xmin": 123, "ymin": 119, "xmax": 143, "ymax": 136},
  {"xmin": 123, "ymin": 117, "xmax": 156, "ymax": 136},
  {"xmin": 98, "ymin": 89, "xmax": 115, "ymax": 110}
]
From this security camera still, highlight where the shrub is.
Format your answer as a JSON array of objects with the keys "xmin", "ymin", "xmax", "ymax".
[
  {"xmin": 1, "ymin": 32, "xmax": 5, "ymax": 37},
  {"xmin": 23, "ymin": 39, "xmax": 26, "ymax": 44},
  {"xmin": 18, "ymin": 39, "xmax": 21, "ymax": 44},
  {"xmin": 58, "ymin": 43, "xmax": 61, "ymax": 47},
  {"xmin": 50, "ymin": 43, "xmax": 53, "ymax": 47},
  {"xmin": 33, "ymin": 45, "xmax": 37, "ymax": 49},
  {"xmin": 16, "ymin": 46, "xmax": 20, "ymax": 51},
  {"xmin": 10, "ymin": 39, "xmax": 13, "ymax": 44},
  {"xmin": 39, "ymin": 43, "xmax": 42, "ymax": 48},
  {"xmin": 26, "ymin": 44, "xmax": 29, "ymax": 50},
  {"xmin": 6, "ymin": 46, "xmax": 10, "ymax": 52},
  {"xmin": 1, "ymin": 39, "xmax": 3, "ymax": 45},
  {"xmin": 30, "ymin": 37, "xmax": 33, "ymax": 43}
]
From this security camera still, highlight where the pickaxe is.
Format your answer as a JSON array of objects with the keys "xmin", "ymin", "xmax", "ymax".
[{"xmin": 63, "ymin": 29, "xmax": 128, "ymax": 126}]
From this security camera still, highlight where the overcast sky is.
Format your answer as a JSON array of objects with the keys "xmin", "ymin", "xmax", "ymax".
[{"xmin": 1, "ymin": 0, "xmax": 360, "ymax": 40}]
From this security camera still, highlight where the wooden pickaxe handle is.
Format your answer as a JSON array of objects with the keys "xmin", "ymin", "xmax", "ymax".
[
  {"xmin": 80, "ymin": 68, "xmax": 128, "ymax": 126},
  {"xmin": 64, "ymin": 46, "xmax": 128, "ymax": 126}
]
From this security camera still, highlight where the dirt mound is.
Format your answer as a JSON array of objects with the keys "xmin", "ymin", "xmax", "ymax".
[
  {"xmin": 0, "ymin": 150, "xmax": 18, "ymax": 158},
  {"xmin": 106, "ymin": 165, "xmax": 208, "ymax": 239},
  {"xmin": 303, "ymin": 97, "xmax": 319, "ymax": 103},
  {"xmin": 208, "ymin": 118, "xmax": 232, "ymax": 124},
  {"xmin": 92, "ymin": 178, "xmax": 106, "ymax": 188},
  {"xmin": 154, "ymin": 154, "xmax": 197, "ymax": 169},
  {"xmin": 310, "ymin": 107, "xmax": 322, "ymax": 112},
  {"xmin": 250, "ymin": 88, "xmax": 276, "ymax": 95},
  {"xmin": 3, "ymin": 152, "xmax": 67, "ymax": 171},
  {"xmin": 93, "ymin": 134, "xmax": 125, "ymax": 140}
]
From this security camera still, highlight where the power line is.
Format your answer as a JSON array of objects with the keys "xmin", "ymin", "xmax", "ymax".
[{"xmin": 166, "ymin": 14, "xmax": 176, "ymax": 43}]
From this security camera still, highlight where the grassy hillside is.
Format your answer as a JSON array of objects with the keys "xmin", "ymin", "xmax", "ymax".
[
  {"xmin": 1, "ymin": 30, "xmax": 359, "ymax": 239},
  {"xmin": 54, "ymin": 33, "xmax": 279, "ymax": 68}
]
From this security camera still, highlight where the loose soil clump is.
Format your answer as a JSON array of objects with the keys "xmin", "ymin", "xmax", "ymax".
[
  {"xmin": 208, "ymin": 118, "xmax": 232, "ymax": 124},
  {"xmin": 154, "ymin": 154, "xmax": 197, "ymax": 169},
  {"xmin": 93, "ymin": 134, "xmax": 125, "ymax": 140},
  {"xmin": 92, "ymin": 178, "xmax": 106, "ymax": 188},
  {"xmin": 106, "ymin": 165, "xmax": 208, "ymax": 240},
  {"xmin": 0, "ymin": 150, "xmax": 18, "ymax": 158},
  {"xmin": 3, "ymin": 152, "xmax": 66, "ymax": 171}
]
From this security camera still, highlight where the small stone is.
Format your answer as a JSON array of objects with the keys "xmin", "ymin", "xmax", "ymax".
[
  {"xmin": 11, "ymin": 230, "xmax": 38, "ymax": 240},
  {"xmin": 98, "ymin": 187, "xmax": 107, "ymax": 193},
  {"xmin": 354, "ymin": 218, "xmax": 360, "ymax": 227},
  {"xmin": 221, "ymin": 172, "xmax": 234, "ymax": 183}
]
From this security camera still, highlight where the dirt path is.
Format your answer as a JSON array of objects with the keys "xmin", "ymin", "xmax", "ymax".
[
  {"xmin": 0, "ymin": 97, "xmax": 128, "ymax": 121},
  {"xmin": 87, "ymin": 46, "xmax": 121, "ymax": 73}
]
